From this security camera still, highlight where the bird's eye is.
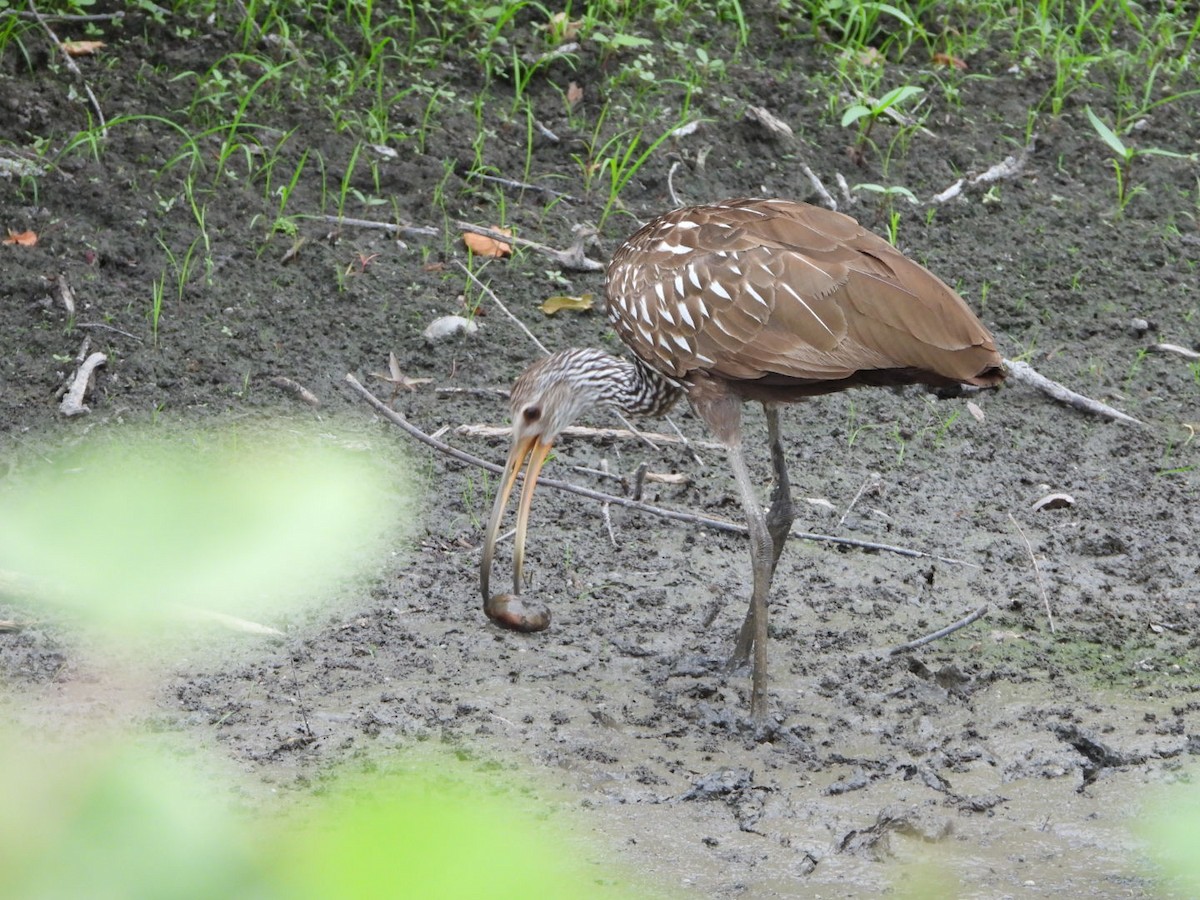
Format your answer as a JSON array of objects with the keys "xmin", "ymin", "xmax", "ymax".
[{"xmin": 522, "ymin": 405, "xmax": 542, "ymax": 424}]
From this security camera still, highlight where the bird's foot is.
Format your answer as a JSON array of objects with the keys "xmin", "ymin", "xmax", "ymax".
[{"xmin": 484, "ymin": 593, "xmax": 551, "ymax": 632}]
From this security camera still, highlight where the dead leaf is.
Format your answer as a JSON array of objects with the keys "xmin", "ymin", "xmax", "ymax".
[
  {"xmin": 62, "ymin": 40, "xmax": 105, "ymax": 57},
  {"xmin": 371, "ymin": 351, "xmax": 433, "ymax": 393},
  {"xmin": 463, "ymin": 227, "xmax": 512, "ymax": 258},
  {"xmin": 548, "ymin": 12, "xmax": 583, "ymax": 41},
  {"xmin": 856, "ymin": 47, "xmax": 884, "ymax": 68},
  {"xmin": 566, "ymin": 81, "xmax": 584, "ymax": 107},
  {"xmin": 932, "ymin": 52, "xmax": 967, "ymax": 70},
  {"xmin": 540, "ymin": 293, "xmax": 593, "ymax": 314},
  {"xmin": 3, "ymin": 229, "xmax": 37, "ymax": 247}
]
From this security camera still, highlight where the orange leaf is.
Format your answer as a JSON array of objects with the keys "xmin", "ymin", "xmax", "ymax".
[
  {"xmin": 3, "ymin": 229, "xmax": 38, "ymax": 246},
  {"xmin": 462, "ymin": 227, "xmax": 512, "ymax": 258},
  {"xmin": 932, "ymin": 52, "xmax": 967, "ymax": 70},
  {"xmin": 566, "ymin": 81, "xmax": 584, "ymax": 107},
  {"xmin": 62, "ymin": 40, "xmax": 105, "ymax": 57}
]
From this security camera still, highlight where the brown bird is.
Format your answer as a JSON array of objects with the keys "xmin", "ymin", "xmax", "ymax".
[{"xmin": 480, "ymin": 197, "xmax": 1004, "ymax": 718}]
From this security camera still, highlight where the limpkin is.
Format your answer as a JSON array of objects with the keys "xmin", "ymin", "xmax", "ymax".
[{"xmin": 480, "ymin": 197, "xmax": 1005, "ymax": 718}]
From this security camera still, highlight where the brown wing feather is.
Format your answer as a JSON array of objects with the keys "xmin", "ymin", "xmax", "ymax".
[{"xmin": 606, "ymin": 198, "xmax": 1002, "ymax": 390}]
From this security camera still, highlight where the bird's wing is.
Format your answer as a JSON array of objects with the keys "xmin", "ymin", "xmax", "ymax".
[{"xmin": 607, "ymin": 198, "xmax": 1000, "ymax": 385}]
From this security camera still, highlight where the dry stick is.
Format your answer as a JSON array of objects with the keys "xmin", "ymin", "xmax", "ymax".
[
  {"xmin": 667, "ymin": 160, "xmax": 684, "ymax": 207},
  {"xmin": 835, "ymin": 173, "xmax": 853, "ymax": 207},
  {"xmin": 28, "ymin": 0, "xmax": 106, "ymax": 135},
  {"xmin": 1009, "ymin": 513, "xmax": 1055, "ymax": 634},
  {"xmin": 319, "ymin": 214, "xmax": 438, "ymax": 238},
  {"xmin": 802, "ymin": 164, "xmax": 838, "ymax": 211},
  {"xmin": 838, "ymin": 471, "xmax": 880, "ymax": 528},
  {"xmin": 599, "ymin": 458, "xmax": 618, "ymax": 548},
  {"xmin": 345, "ymin": 373, "xmax": 974, "ymax": 566},
  {"xmin": 0, "ymin": 9, "xmax": 124, "ymax": 19},
  {"xmin": 78, "ymin": 321, "xmax": 142, "ymax": 341},
  {"xmin": 453, "ymin": 259, "xmax": 549, "ymax": 355},
  {"xmin": 59, "ymin": 351, "xmax": 106, "ymax": 416},
  {"xmin": 56, "ymin": 274, "xmax": 75, "ymax": 316},
  {"xmin": 269, "ymin": 375, "xmax": 320, "ymax": 406},
  {"xmin": 877, "ymin": 603, "xmax": 990, "ymax": 658},
  {"xmin": 932, "ymin": 137, "xmax": 1036, "ymax": 204},
  {"xmin": 533, "ymin": 120, "xmax": 560, "ymax": 143},
  {"xmin": 666, "ymin": 415, "xmax": 705, "ymax": 467},
  {"xmin": 1003, "ymin": 359, "xmax": 1143, "ymax": 426},
  {"xmin": 1149, "ymin": 343, "xmax": 1200, "ymax": 361},
  {"xmin": 470, "ymin": 172, "xmax": 576, "ymax": 202},
  {"xmin": 323, "ymin": 215, "xmax": 604, "ymax": 271}
]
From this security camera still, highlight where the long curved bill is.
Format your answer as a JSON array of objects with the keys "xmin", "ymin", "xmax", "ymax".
[{"xmin": 479, "ymin": 433, "xmax": 554, "ymax": 631}]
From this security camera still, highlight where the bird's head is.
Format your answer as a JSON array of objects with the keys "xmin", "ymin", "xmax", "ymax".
[{"xmin": 479, "ymin": 351, "xmax": 607, "ymax": 632}]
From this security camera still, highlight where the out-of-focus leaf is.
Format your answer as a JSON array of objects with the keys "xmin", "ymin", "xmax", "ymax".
[
  {"xmin": 62, "ymin": 40, "xmax": 106, "ymax": 56},
  {"xmin": 3, "ymin": 229, "xmax": 38, "ymax": 246}
]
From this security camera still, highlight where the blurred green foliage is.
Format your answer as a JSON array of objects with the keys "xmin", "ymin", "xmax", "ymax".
[
  {"xmin": 0, "ymin": 421, "xmax": 409, "ymax": 628},
  {"xmin": 0, "ymin": 737, "xmax": 616, "ymax": 899}
]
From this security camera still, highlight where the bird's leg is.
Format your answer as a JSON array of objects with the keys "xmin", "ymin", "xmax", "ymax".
[
  {"xmin": 722, "ymin": 436, "xmax": 773, "ymax": 719},
  {"xmin": 730, "ymin": 405, "xmax": 793, "ymax": 675},
  {"xmin": 763, "ymin": 404, "xmax": 794, "ymax": 570}
]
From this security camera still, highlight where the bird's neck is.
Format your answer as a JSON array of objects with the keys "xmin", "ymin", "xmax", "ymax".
[
  {"xmin": 555, "ymin": 348, "xmax": 682, "ymax": 418},
  {"xmin": 619, "ymin": 354, "xmax": 682, "ymax": 417}
]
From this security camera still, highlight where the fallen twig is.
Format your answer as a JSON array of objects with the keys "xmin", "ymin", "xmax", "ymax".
[
  {"xmin": 453, "ymin": 259, "xmax": 549, "ymax": 355},
  {"xmin": 835, "ymin": 173, "xmax": 853, "ymax": 208},
  {"xmin": 667, "ymin": 160, "xmax": 683, "ymax": 207},
  {"xmin": 744, "ymin": 105, "xmax": 794, "ymax": 142},
  {"xmin": 59, "ymin": 351, "xmax": 106, "ymax": 416},
  {"xmin": 839, "ymin": 471, "xmax": 881, "ymax": 528},
  {"xmin": 319, "ymin": 214, "xmax": 438, "ymax": 238},
  {"xmin": 1148, "ymin": 343, "xmax": 1200, "ymax": 361},
  {"xmin": 880, "ymin": 603, "xmax": 990, "ymax": 657},
  {"xmin": 1010, "ymin": 513, "xmax": 1055, "ymax": 634},
  {"xmin": 325, "ymin": 215, "xmax": 604, "ymax": 271},
  {"xmin": 932, "ymin": 137, "xmax": 1036, "ymax": 204},
  {"xmin": 599, "ymin": 459, "xmax": 618, "ymax": 548},
  {"xmin": 0, "ymin": 8, "xmax": 124, "ymax": 19},
  {"xmin": 469, "ymin": 172, "xmax": 576, "ymax": 202},
  {"xmin": 28, "ymin": 0, "xmax": 106, "ymax": 135},
  {"xmin": 1004, "ymin": 359, "xmax": 1143, "ymax": 426},
  {"xmin": 55, "ymin": 274, "xmax": 75, "ymax": 316},
  {"xmin": 346, "ymin": 373, "xmax": 975, "ymax": 566},
  {"xmin": 269, "ymin": 375, "xmax": 320, "ymax": 406},
  {"xmin": 802, "ymin": 164, "xmax": 838, "ymax": 211},
  {"xmin": 77, "ymin": 321, "xmax": 142, "ymax": 341}
]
